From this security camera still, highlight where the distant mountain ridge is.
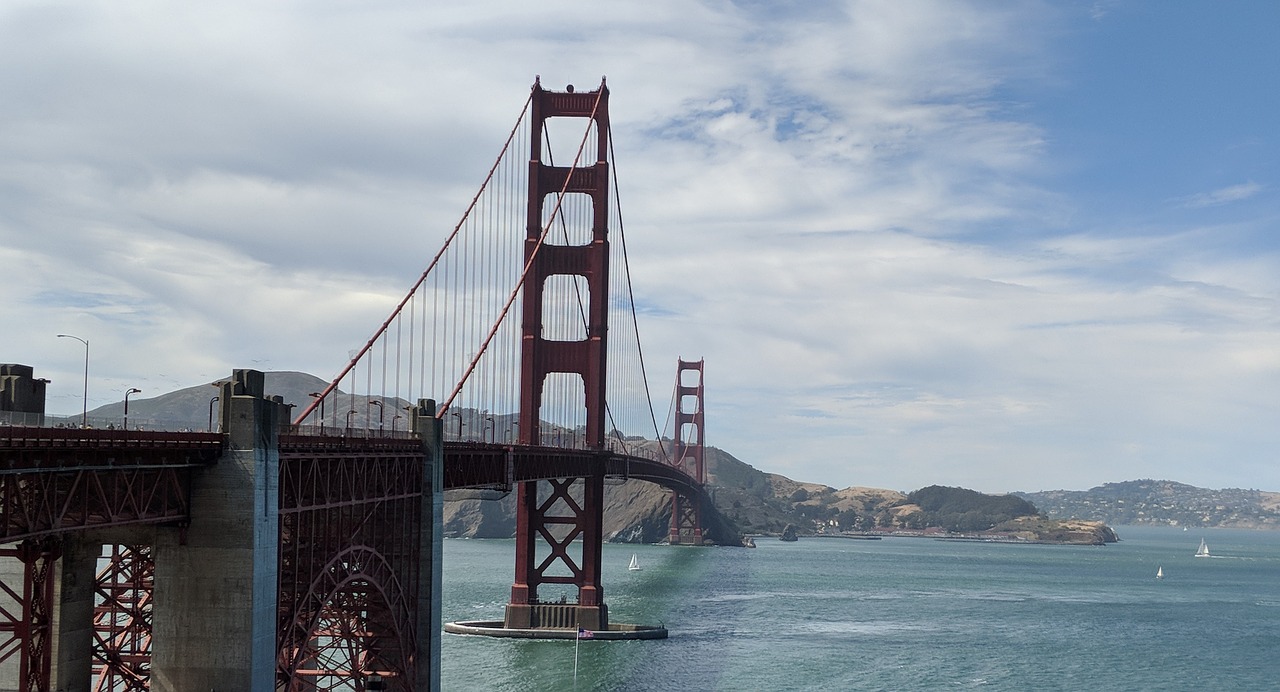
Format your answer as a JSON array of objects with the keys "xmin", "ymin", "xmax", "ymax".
[
  {"xmin": 72, "ymin": 375, "xmax": 1270, "ymax": 538},
  {"xmin": 1016, "ymin": 479, "xmax": 1280, "ymax": 530}
]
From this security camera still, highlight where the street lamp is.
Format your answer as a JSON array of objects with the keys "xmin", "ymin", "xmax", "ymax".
[
  {"xmin": 346, "ymin": 409, "xmax": 357, "ymax": 431},
  {"xmin": 451, "ymin": 411, "xmax": 462, "ymax": 440},
  {"xmin": 56, "ymin": 334, "xmax": 89, "ymax": 428},
  {"xmin": 208, "ymin": 395, "xmax": 220, "ymax": 432},
  {"xmin": 485, "ymin": 415, "xmax": 495, "ymax": 443},
  {"xmin": 309, "ymin": 392, "xmax": 325, "ymax": 432},
  {"xmin": 208, "ymin": 381, "xmax": 227, "ymax": 433},
  {"xmin": 123, "ymin": 388, "xmax": 141, "ymax": 431},
  {"xmin": 368, "ymin": 400, "xmax": 384, "ymax": 434}
]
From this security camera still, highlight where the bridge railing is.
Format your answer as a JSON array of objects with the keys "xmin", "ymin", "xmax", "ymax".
[
  {"xmin": 284, "ymin": 423, "xmax": 421, "ymax": 440},
  {"xmin": 1, "ymin": 425, "xmax": 224, "ymax": 453},
  {"xmin": 0, "ymin": 411, "xmax": 213, "ymax": 434}
]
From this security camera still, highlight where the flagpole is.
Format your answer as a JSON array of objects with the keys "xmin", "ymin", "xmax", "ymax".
[{"xmin": 573, "ymin": 620, "xmax": 581, "ymax": 691}]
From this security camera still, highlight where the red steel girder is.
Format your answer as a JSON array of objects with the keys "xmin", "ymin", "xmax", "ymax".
[
  {"xmin": 277, "ymin": 547, "xmax": 412, "ymax": 692},
  {"xmin": 91, "ymin": 544, "xmax": 153, "ymax": 692},
  {"xmin": 276, "ymin": 439, "xmax": 423, "ymax": 691},
  {"xmin": 443, "ymin": 443, "xmax": 702, "ymax": 497},
  {"xmin": 1, "ymin": 428, "xmax": 222, "ymax": 543},
  {"xmin": 1, "ymin": 467, "xmax": 192, "ymax": 543},
  {"xmin": 0, "ymin": 538, "xmax": 60, "ymax": 692},
  {"xmin": 0, "ymin": 427, "xmax": 224, "ymax": 461}
]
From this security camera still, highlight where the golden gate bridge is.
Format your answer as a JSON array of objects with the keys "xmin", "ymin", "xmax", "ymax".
[{"xmin": 1, "ymin": 78, "xmax": 714, "ymax": 691}]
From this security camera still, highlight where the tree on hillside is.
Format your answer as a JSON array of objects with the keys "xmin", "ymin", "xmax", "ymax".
[{"xmin": 905, "ymin": 485, "xmax": 1039, "ymax": 532}]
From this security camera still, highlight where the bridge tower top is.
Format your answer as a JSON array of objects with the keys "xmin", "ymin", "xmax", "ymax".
[
  {"xmin": 518, "ymin": 78, "xmax": 612, "ymax": 450},
  {"xmin": 673, "ymin": 358, "xmax": 706, "ymax": 485}
]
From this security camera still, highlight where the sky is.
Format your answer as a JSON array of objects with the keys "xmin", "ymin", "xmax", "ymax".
[{"xmin": 2, "ymin": 1, "xmax": 1277, "ymax": 494}]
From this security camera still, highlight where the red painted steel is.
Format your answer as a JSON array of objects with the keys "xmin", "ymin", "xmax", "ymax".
[
  {"xmin": 669, "ymin": 359, "xmax": 706, "ymax": 545},
  {"xmin": 511, "ymin": 79, "xmax": 613, "ymax": 624},
  {"xmin": 0, "ymin": 427, "xmax": 223, "ymax": 542},
  {"xmin": 0, "ymin": 539, "xmax": 59, "ymax": 692},
  {"xmin": 92, "ymin": 544, "xmax": 152, "ymax": 692},
  {"xmin": 442, "ymin": 442, "xmax": 700, "ymax": 497},
  {"xmin": 276, "ymin": 435, "xmax": 425, "ymax": 691}
]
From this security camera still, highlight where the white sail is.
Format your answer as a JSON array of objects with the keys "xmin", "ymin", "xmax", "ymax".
[
  {"xmin": 628, "ymin": 554, "xmax": 641, "ymax": 571},
  {"xmin": 1156, "ymin": 566, "xmax": 1164, "ymax": 579},
  {"xmin": 1195, "ymin": 538, "xmax": 1210, "ymax": 558}
]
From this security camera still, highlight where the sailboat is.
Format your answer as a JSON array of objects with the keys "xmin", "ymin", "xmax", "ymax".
[
  {"xmin": 1195, "ymin": 538, "xmax": 1210, "ymax": 558},
  {"xmin": 1156, "ymin": 566, "xmax": 1164, "ymax": 580},
  {"xmin": 628, "ymin": 554, "xmax": 641, "ymax": 571}
]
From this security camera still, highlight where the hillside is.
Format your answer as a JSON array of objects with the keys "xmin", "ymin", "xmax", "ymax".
[
  {"xmin": 1017, "ymin": 480, "xmax": 1280, "ymax": 530},
  {"xmin": 60, "ymin": 368, "xmax": 1162, "ymax": 542},
  {"xmin": 81, "ymin": 371, "xmax": 414, "ymax": 431}
]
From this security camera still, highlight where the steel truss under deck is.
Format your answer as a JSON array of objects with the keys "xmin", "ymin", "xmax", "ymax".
[{"xmin": 276, "ymin": 435, "xmax": 427, "ymax": 692}]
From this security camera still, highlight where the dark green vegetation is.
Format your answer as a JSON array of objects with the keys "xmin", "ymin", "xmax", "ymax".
[
  {"xmin": 904, "ymin": 485, "xmax": 1038, "ymax": 532},
  {"xmin": 1017, "ymin": 479, "xmax": 1280, "ymax": 530}
]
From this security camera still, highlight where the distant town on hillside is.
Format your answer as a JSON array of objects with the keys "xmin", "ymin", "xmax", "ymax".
[{"xmin": 1016, "ymin": 479, "xmax": 1280, "ymax": 530}]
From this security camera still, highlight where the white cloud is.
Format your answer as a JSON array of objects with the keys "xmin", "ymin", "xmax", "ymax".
[
  {"xmin": 1179, "ymin": 182, "xmax": 1263, "ymax": 209},
  {"xmin": 2, "ymin": 0, "xmax": 1277, "ymax": 494}
]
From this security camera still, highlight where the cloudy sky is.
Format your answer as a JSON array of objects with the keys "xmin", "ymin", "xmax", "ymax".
[{"xmin": 3, "ymin": 1, "xmax": 1277, "ymax": 494}]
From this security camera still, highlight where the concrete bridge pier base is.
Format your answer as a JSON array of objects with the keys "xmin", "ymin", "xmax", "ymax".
[
  {"xmin": 49, "ymin": 535, "xmax": 99, "ymax": 691},
  {"xmin": 150, "ymin": 369, "xmax": 287, "ymax": 692},
  {"xmin": 412, "ymin": 399, "xmax": 444, "ymax": 692}
]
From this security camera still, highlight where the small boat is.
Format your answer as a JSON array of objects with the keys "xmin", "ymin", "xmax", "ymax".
[
  {"xmin": 628, "ymin": 554, "xmax": 641, "ymax": 571},
  {"xmin": 1156, "ymin": 566, "xmax": 1164, "ymax": 580},
  {"xmin": 1195, "ymin": 538, "xmax": 1210, "ymax": 558}
]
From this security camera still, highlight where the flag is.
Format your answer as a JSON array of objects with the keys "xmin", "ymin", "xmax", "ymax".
[{"xmin": 577, "ymin": 627, "xmax": 594, "ymax": 639}]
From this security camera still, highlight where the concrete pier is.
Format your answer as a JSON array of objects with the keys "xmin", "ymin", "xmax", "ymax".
[
  {"xmin": 444, "ymin": 620, "xmax": 667, "ymax": 640},
  {"xmin": 413, "ymin": 399, "xmax": 445, "ymax": 692},
  {"xmin": 150, "ymin": 369, "xmax": 287, "ymax": 691},
  {"xmin": 50, "ymin": 535, "xmax": 100, "ymax": 691}
]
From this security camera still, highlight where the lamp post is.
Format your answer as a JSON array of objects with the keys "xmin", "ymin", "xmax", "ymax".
[
  {"xmin": 368, "ymin": 400, "xmax": 384, "ymax": 434},
  {"xmin": 485, "ymin": 415, "xmax": 495, "ymax": 443},
  {"xmin": 207, "ymin": 381, "xmax": 227, "ymax": 433},
  {"xmin": 346, "ymin": 410, "xmax": 357, "ymax": 431},
  {"xmin": 451, "ymin": 411, "xmax": 462, "ymax": 440},
  {"xmin": 56, "ymin": 334, "xmax": 89, "ymax": 428},
  {"xmin": 309, "ymin": 392, "xmax": 325, "ymax": 432},
  {"xmin": 208, "ymin": 396, "xmax": 220, "ymax": 432},
  {"xmin": 123, "ymin": 388, "xmax": 141, "ymax": 432}
]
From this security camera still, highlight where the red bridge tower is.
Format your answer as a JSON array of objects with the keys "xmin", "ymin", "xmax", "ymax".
[
  {"xmin": 505, "ymin": 79, "xmax": 612, "ymax": 632},
  {"xmin": 669, "ymin": 359, "xmax": 706, "ymax": 545}
]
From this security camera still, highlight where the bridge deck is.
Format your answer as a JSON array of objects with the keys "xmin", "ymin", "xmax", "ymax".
[{"xmin": 1, "ymin": 427, "xmax": 225, "ymax": 543}]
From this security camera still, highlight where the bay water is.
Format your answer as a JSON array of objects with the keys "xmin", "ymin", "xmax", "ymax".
[{"xmin": 442, "ymin": 526, "xmax": 1280, "ymax": 690}]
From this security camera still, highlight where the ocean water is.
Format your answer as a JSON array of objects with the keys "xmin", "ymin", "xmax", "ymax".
[{"xmin": 441, "ymin": 527, "xmax": 1280, "ymax": 690}]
